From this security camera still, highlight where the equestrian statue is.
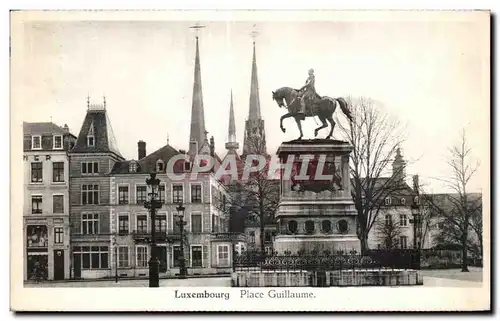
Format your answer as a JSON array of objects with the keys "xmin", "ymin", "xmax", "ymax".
[{"xmin": 272, "ymin": 68, "xmax": 354, "ymax": 140}]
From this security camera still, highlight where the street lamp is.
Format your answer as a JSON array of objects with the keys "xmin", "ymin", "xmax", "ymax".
[
  {"xmin": 176, "ymin": 202, "xmax": 188, "ymax": 279},
  {"xmin": 144, "ymin": 173, "xmax": 163, "ymax": 287},
  {"xmin": 410, "ymin": 196, "xmax": 422, "ymax": 269}
]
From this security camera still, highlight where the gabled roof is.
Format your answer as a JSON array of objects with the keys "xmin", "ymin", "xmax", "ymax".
[{"xmin": 71, "ymin": 109, "xmax": 123, "ymax": 158}]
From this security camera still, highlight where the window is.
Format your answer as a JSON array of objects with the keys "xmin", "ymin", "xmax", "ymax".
[
  {"xmin": 321, "ymin": 220, "xmax": 332, "ymax": 233},
  {"xmin": 191, "ymin": 184, "xmax": 202, "ymax": 203},
  {"xmin": 337, "ymin": 220, "xmax": 349, "ymax": 234},
  {"xmin": 118, "ymin": 215, "xmax": 129, "ymax": 234},
  {"xmin": 400, "ymin": 236, "xmax": 408, "ymax": 249},
  {"xmin": 129, "ymin": 161, "xmax": 138, "ymax": 173},
  {"xmin": 118, "ymin": 186, "xmax": 129, "ymax": 204},
  {"xmin": 73, "ymin": 246, "xmax": 109, "ymax": 270},
  {"xmin": 385, "ymin": 214, "xmax": 392, "ymax": 226},
  {"xmin": 385, "ymin": 197, "xmax": 392, "ymax": 205},
  {"xmin": 54, "ymin": 227, "xmax": 64, "ymax": 244},
  {"xmin": 32, "ymin": 135, "xmax": 41, "ymax": 149},
  {"xmin": 248, "ymin": 231, "xmax": 255, "ymax": 244},
  {"xmin": 158, "ymin": 184, "xmax": 166, "ymax": 203},
  {"xmin": 53, "ymin": 195, "xmax": 64, "ymax": 213},
  {"xmin": 82, "ymin": 213, "xmax": 99, "ymax": 235},
  {"xmin": 173, "ymin": 184, "xmax": 183, "ymax": 203},
  {"xmin": 304, "ymin": 221, "xmax": 315, "ymax": 234},
  {"xmin": 217, "ymin": 245, "xmax": 229, "ymax": 266},
  {"xmin": 52, "ymin": 162, "xmax": 64, "ymax": 182},
  {"xmin": 191, "ymin": 213, "xmax": 202, "ymax": 233},
  {"xmin": 264, "ymin": 231, "xmax": 272, "ymax": 242},
  {"xmin": 136, "ymin": 186, "xmax": 147, "ymax": 205},
  {"xmin": 136, "ymin": 215, "xmax": 148, "ymax": 233},
  {"xmin": 173, "ymin": 246, "xmax": 182, "ymax": 267},
  {"xmin": 81, "ymin": 161, "xmax": 99, "ymax": 175},
  {"xmin": 212, "ymin": 215, "xmax": 218, "ymax": 233},
  {"xmin": 155, "ymin": 214, "xmax": 167, "ymax": 232},
  {"xmin": 288, "ymin": 220, "xmax": 298, "ymax": 234},
  {"xmin": 53, "ymin": 135, "xmax": 63, "ymax": 149},
  {"xmin": 118, "ymin": 246, "xmax": 129, "ymax": 268},
  {"xmin": 136, "ymin": 246, "xmax": 148, "ymax": 268},
  {"xmin": 87, "ymin": 136, "xmax": 95, "ymax": 147},
  {"xmin": 400, "ymin": 197, "xmax": 406, "ymax": 205},
  {"xmin": 400, "ymin": 214, "xmax": 408, "ymax": 227},
  {"xmin": 156, "ymin": 160, "xmax": 165, "ymax": 172},
  {"xmin": 82, "ymin": 185, "xmax": 99, "ymax": 205},
  {"xmin": 191, "ymin": 246, "xmax": 202, "ymax": 268},
  {"xmin": 414, "ymin": 196, "xmax": 420, "ymax": 205},
  {"xmin": 31, "ymin": 196, "xmax": 42, "ymax": 214},
  {"xmin": 31, "ymin": 162, "xmax": 43, "ymax": 183}
]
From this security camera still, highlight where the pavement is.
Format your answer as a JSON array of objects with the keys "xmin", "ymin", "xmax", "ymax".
[{"xmin": 25, "ymin": 268, "xmax": 484, "ymax": 288}]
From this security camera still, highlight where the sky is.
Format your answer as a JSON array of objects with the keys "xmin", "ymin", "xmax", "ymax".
[{"xmin": 13, "ymin": 11, "xmax": 489, "ymax": 193}]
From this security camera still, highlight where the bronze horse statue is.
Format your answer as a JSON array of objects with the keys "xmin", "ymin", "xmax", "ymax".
[{"xmin": 272, "ymin": 87, "xmax": 354, "ymax": 140}]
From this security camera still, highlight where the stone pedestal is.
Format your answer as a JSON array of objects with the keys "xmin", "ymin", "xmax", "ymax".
[{"xmin": 274, "ymin": 139, "xmax": 361, "ymax": 254}]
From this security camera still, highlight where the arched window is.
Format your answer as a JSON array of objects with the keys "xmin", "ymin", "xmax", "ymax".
[
  {"xmin": 304, "ymin": 221, "xmax": 315, "ymax": 234},
  {"xmin": 287, "ymin": 220, "xmax": 298, "ymax": 234},
  {"xmin": 414, "ymin": 196, "xmax": 420, "ymax": 205},
  {"xmin": 321, "ymin": 220, "xmax": 332, "ymax": 234},
  {"xmin": 337, "ymin": 220, "xmax": 349, "ymax": 234},
  {"xmin": 156, "ymin": 159, "xmax": 165, "ymax": 172},
  {"xmin": 400, "ymin": 197, "xmax": 406, "ymax": 205}
]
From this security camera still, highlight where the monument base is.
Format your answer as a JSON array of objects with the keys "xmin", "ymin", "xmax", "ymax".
[{"xmin": 274, "ymin": 235, "xmax": 361, "ymax": 254}]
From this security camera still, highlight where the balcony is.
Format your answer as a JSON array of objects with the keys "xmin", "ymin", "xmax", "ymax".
[
  {"xmin": 131, "ymin": 230, "xmax": 182, "ymax": 243},
  {"xmin": 211, "ymin": 232, "xmax": 246, "ymax": 243}
]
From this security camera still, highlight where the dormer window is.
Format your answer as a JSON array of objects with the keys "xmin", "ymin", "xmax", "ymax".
[
  {"xmin": 32, "ymin": 135, "xmax": 41, "ymax": 150},
  {"xmin": 156, "ymin": 160, "xmax": 165, "ymax": 172},
  {"xmin": 385, "ymin": 197, "xmax": 392, "ymax": 206},
  {"xmin": 184, "ymin": 161, "xmax": 191, "ymax": 171},
  {"xmin": 129, "ymin": 161, "xmax": 138, "ymax": 173},
  {"xmin": 87, "ymin": 136, "xmax": 95, "ymax": 147},
  {"xmin": 414, "ymin": 196, "xmax": 420, "ymax": 205},
  {"xmin": 87, "ymin": 121, "xmax": 95, "ymax": 147},
  {"xmin": 400, "ymin": 198, "xmax": 406, "ymax": 205},
  {"xmin": 53, "ymin": 135, "xmax": 63, "ymax": 149}
]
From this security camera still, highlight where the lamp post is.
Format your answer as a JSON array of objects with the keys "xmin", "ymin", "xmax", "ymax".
[
  {"xmin": 112, "ymin": 235, "xmax": 118, "ymax": 283},
  {"xmin": 410, "ymin": 198, "xmax": 422, "ymax": 269},
  {"xmin": 176, "ymin": 202, "xmax": 188, "ymax": 279},
  {"xmin": 144, "ymin": 173, "xmax": 163, "ymax": 287}
]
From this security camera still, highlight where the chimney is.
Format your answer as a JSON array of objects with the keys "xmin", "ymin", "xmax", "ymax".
[
  {"xmin": 62, "ymin": 124, "xmax": 70, "ymax": 134},
  {"xmin": 138, "ymin": 140, "xmax": 146, "ymax": 160},
  {"xmin": 210, "ymin": 136, "xmax": 215, "ymax": 157}
]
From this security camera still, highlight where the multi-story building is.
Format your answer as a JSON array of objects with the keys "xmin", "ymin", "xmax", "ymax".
[
  {"xmin": 108, "ymin": 136, "xmax": 237, "ymax": 277},
  {"xmin": 23, "ymin": 122, "xmax": 77, "ymax": 280},
  {"xmin": 68, "ymin": 99, "xmax": 124, "ymax": 279}
]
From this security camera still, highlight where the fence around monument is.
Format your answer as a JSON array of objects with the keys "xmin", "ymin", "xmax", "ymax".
[{"xmin": 233, "ymin": 249, "xmax": 421, "ymax": 272}]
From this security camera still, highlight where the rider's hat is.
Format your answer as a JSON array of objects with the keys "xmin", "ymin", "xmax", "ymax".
[{"xmin": 308, "ymin": 68, "xmax": 314, "ymax": 74}]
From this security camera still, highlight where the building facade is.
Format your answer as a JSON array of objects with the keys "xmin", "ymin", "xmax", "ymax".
[
  {"xmin": 108, "ymin": 139, "xmax": 239, "ymax": 277},
  {"xmin": 23, "ymin": 122, "xmax": 76, "ymax": 280},
  {"xmin": 68, "ymin": 100, "xmax": 125, "ymax": 279}
]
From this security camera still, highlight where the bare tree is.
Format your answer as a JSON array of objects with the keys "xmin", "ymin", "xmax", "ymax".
[
  {"xmin": 238, "ymin": 136, "xmax": 280, "ymax": 255},
  {"xmin": 336, "ymin": 97, "xmax": 407, "ymax": 253},
  {"xmin": 375, "ymin": 215, "xmax": 402, "ymax": 249},
  {"xmin": 423, "ymin": 130, "xmax": 481, "ymax": 272}
]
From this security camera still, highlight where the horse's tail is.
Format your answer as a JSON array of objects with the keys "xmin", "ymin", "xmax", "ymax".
[{"xmin": 335, "ymin": 97, "xmax": 354, "ymax": 122}]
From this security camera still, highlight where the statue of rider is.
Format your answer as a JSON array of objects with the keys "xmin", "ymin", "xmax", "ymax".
[{"xmin": 298, "ymin": 68, "xmax": 317, "ymax": 117}]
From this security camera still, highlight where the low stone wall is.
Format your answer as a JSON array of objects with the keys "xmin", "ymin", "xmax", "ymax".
[{"xmin": 232, "ymin": 269, "xmax": 423, "ymax": 287}]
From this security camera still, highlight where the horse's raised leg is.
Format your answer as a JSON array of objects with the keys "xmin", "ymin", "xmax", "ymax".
[
  {"xmin": 314, "ymin": 117, "xmax": 328, "ymax": 137},
  {"xmin": 325, "ymin": 117, "xmax": 336, "ymax": 139},
  {"xmin": 280, "ymin": 113, "xmax": 293, "ymax": 133},
  {"xmin": 294, "ymin": 117, "xmax": 303, "ymax": 140}
]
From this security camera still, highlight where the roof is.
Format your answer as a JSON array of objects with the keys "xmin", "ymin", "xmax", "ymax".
[
  {"xmin": 71, "ymin": 109, "xmax": 123, "ymax": 157},
  {"xmin": 110, "ymin": 144, "xmax": 181, "ymax": 174},
  {"xmin": 23, "ymin": 122, "xmax": 75, "ymax": 137}
]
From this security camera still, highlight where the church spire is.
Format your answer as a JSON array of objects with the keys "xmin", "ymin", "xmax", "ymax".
[
  {"xmin": 189, "ymin": 30, "xmax": 207, "ymax": 153},
  {"xmin": 248, "ymin": 41, "xmax": 261, "ymax": 120},
  {"xmin": 225, "ymin": 90, "xmax": 239, "ymax": 152},
  {"xmin": 243, "ymin": 31, "xmax": 267, "ymax": 157}
]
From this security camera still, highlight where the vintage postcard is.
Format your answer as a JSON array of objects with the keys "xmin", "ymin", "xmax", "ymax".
[{"xmin": 10, "ymin": 10, "xmax": 490, "ymax": 312}]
